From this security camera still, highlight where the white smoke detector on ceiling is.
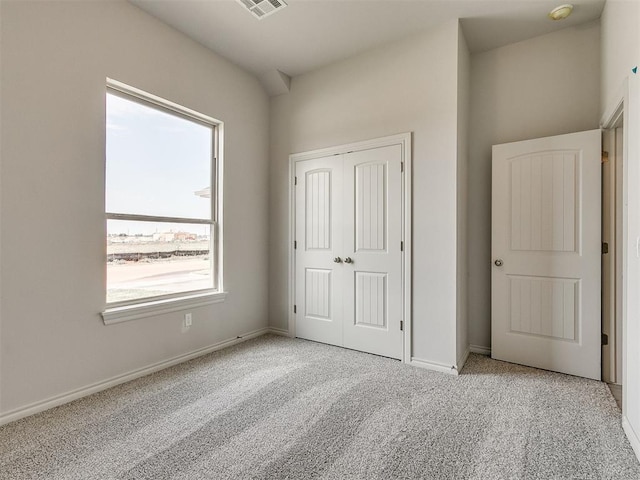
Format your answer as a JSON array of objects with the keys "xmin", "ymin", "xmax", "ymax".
[{"xmin": 236, "ymin": 0, "xmax": 288, "ymax": 19}]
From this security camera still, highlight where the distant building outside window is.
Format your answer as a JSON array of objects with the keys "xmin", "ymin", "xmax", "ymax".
[{"xmin": 105, "ymin": 81, "xmax": 220, "ymax": 306}]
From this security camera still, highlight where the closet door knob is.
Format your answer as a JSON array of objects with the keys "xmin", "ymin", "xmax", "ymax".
[
  {"xmin": 344, "ymin": 257, "xmax": 353, "ymax": 264},
  {"xmin": 494, "ymin": 259, "xmax": 503, "ymax": 267},
  {"xmin": 333, "ymin": 257, "xmax": 342, "ymax": 263}
]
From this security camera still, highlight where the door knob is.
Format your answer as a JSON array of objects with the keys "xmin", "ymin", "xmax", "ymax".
[
  {"xmin": 494, "ymin": 259, "xmax": 503, "ymax": 267},
  {"xmin": 344, "ymin": 257, "xmax": 353, "ymax": 264},
  {"xmin": 333, "ymin": 257, "xmax": 342, "ymax": 263}
]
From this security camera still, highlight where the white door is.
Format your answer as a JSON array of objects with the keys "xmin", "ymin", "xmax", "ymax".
[
  {"xmin": 492, "ymin": 130, "xmax": 601, "ymax": 380},
  {"xmin": 295, "ymin": 144, "xmax": 404, "ymax": 360},
  {"xmin": 295, "ymin": 155, "xmax": 344, "ymax": 346},
  {"xmin": 342, "ymin": 146, "xmax": 403, "ymax": 359}
]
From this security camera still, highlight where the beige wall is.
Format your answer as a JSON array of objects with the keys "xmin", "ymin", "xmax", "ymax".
[
  {"xmin": 467, "ymin": 23, "xmax": 601, "ymax": 350},
  {"xmin": 600, "ymin": 0, "xmax": 640, "ymax": 118},
  {"xmin": 269, "ymin": 21, "xmax": 467, "ymax": 367},
  {"xmin": 0, "ymin": 1, "xmax": 270, "ymax": 415}
]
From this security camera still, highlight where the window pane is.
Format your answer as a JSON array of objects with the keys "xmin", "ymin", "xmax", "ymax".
[
  {"xmin": 106, "ymin": 92, "xmax": 212, "ymax": 219},
  {"xmin": 107, "ymin": 219, "xmax": 213, "ymax": 303}
]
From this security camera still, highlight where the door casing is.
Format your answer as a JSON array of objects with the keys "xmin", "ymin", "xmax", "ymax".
[
  {"xmin": 600, "ymin": 76, "xmax": 640, "ymax": 461},
  {"xmin": 288, "ymin": 133, "xmax": 412, "ymax": 363}
]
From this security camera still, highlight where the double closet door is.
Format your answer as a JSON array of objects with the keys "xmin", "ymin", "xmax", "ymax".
[{"xmin": 294, "ymin": 144, "xmax": 403, "ymax": 360}]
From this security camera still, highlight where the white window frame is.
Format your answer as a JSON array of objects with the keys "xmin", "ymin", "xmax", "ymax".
[{"xmin": 101, "ymin": 79, "xmax": 225, "ymax": 325}]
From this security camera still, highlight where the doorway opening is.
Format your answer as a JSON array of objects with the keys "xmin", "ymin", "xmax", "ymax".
[{"xmin": 602, "ymin": 111, "xmax": 624, "ymax": 408}]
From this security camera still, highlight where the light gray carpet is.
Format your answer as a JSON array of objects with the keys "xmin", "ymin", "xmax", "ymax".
[{"xmin": 1, "ymin": 334, "xmax": 638, "ymax": 479}]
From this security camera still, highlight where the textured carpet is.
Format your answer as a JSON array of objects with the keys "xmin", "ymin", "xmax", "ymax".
[{"xmin": 1, "ymin": 334, "xmax": 639, "ymax": 480}]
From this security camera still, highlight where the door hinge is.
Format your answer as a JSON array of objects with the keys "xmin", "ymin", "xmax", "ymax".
[
  {"xmin": 294, "ymin": 176, "xmax": 298, "ymax": 185},
  {"xmin": 294, "ymin": 305, "xmax": 297, "ymax": 314},
  {"xmin": 602, "ymin": 151, "xmax": 609, "ymax": 163},
  {"xmin": 401, "ymin": 162, "xmax": 404, "ymax": 172},
  {"xmin": 602, "ymin": 242, "xmax": 609, "ymax": 254},
  {"xmin": 401, "ymin": 241, "xmax": 404, "ymax": 251},
  {"xmin": 400, "ymin": 320, "xmax": 404, "ymax": 331},
  {"xmin": 602, "ymin": 333, "xmax": 609, "ymax": 346},
  {"xmin": 294, "ymin": 240, "xmax": 297, "ymax": 250}
]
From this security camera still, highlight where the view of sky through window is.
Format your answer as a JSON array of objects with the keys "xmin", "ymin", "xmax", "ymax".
[{"xmin": 106, "ymin": 92, "xmax": 212, "ymax": 233}]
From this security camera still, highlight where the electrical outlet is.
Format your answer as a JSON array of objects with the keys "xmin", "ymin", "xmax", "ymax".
[{"xmin": 184, "ymin": 313, "xmax": 193, "ymax": 328}]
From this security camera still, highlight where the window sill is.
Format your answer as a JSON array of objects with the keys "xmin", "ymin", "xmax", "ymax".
[{"xmin": 101, "ymin": 291, "xmax": 227, "ymax": 325}]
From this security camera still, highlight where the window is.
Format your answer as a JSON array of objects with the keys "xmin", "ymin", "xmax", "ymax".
[{"xmin": 104, "ymin": 80, "xmax": 222, "ymax": 318}]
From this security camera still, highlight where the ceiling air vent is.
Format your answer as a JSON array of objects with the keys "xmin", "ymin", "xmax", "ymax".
[{"xmin": 237, "ymin": 0, "xmax": 288, "ymax": 19}]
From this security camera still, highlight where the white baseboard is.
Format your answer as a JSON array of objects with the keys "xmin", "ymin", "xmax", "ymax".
[
  {"xmin": 470, "ymin": 344, "xmax": 491, "ymax": 356},
  {"xmin": 0, "ymin": 327, "xmax": 271, "ymax": 427},
  {"xmin": 623, "ymin": 416, "xmax": 640, "ymax": 462},
  {"xmin": 410, "ymin": 357, "xmax": 459, "ymax": 375},
  {"xmin": 268, "ymin": 327, "xmax": 292, "ymax": 337}
]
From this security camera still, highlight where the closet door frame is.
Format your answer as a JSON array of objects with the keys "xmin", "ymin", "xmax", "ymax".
[{"xmin": 288, "ymin": 133, "xmax": 412, "ymax": 363}]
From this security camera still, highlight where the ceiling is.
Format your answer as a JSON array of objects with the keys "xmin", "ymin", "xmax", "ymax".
[{"xmin": 130, "ymin": 0, "xmax": 605, "ymax": 81}]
